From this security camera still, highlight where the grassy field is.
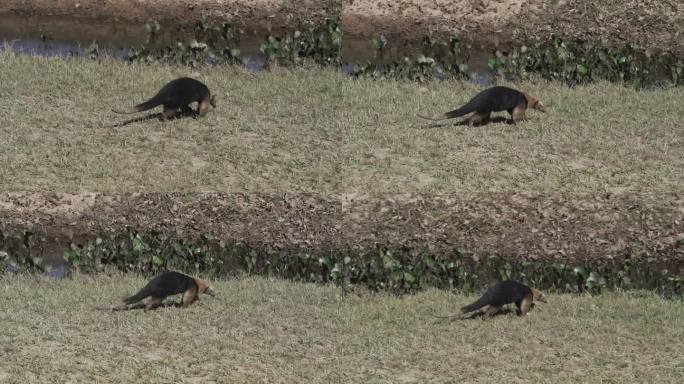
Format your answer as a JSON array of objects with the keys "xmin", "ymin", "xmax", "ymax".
[
  {"xmin": 1, "ymin": 50, "xmax": 683, "ymax": 193},
  {"xmin": 0, "ymin": 275, "xmax": 682, "ymax": 383}
]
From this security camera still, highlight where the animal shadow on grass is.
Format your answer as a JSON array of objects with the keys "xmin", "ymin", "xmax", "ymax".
[
  {"xmin": 422, "ymin": 115, "xmax": 511, "ymax": 129},
  {"xmin": 110, "ymin": 107, "xmax": 199, "ymax": 128},
  {"xmin": 101, "ymin": 301, "xmax": 185, "ymax": 311},
  {"xmin": 432, "ymin": 304, "xmax": 536, "ymax": 323}
]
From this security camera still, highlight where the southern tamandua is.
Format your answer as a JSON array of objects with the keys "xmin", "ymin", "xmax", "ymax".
[
  {"xmin": 96, "ymin": 271, "xmax": 216, "ymax": 311},
  {"xmin": 418, "ymin": 86, "xmax": 545, "ymax": 126},
  {"xmin": 112, "ymin": 77, "xmax": 216, "ymax": 120}
]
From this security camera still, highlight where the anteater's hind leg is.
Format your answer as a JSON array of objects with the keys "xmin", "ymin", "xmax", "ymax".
[
  {"xmin": 161, "ymin": 106, "xmax": 178, "ymax": 121},
  {"xmin": 482, "ymin": 305, "xmax": 502, "ymax": 318},
  {"xmin": 467, "ymin": 112, "xmax": 491, "ymax": 126},
  {"xmin": 180, "ymin": 104, "xmax": 194, "ymax": 116},
  {"xmin": 144, "ymin": 297, "xmax": 164, "ymax": 311}
]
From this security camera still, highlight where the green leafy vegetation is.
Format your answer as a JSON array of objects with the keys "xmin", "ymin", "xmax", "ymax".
[
  {"xmin": 126, "ymin": 20, "xmax": 242, "ymax": 66},
  {"xmin": 111, "ymin": 19, "xmax": 683, "ymax": 87},
  {"xmin": 488, "ymin": 36, "xmax": 684, "ymax": 87},
  {"xmin": 0, "ymin": 230, "xmax": 46, "ymax": 274},
  {"xmin": 349, "ymin": 36, "xmax": 470, "ymax": 82},
  {"xmin": 2, "ymin": 228, "xmax": 682, "ymax": 297},
  {"xmin": 259, "ymin": 19, "xmax": 343, "ymax": 67}
]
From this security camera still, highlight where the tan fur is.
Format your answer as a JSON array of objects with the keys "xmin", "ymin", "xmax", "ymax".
[
  {"xmin": 531, "ymin": 288, "xmax": 547, "ymax": 303},
  {"xmin": 145, "ymin": 297, "xmax": 164, "ymax": 311},
  {"xmin": 509, "ymin": 93, "xmax": 545, "ymax": 124},
  {"xmin": 181, "ymin": 284, "xmax": 199, "ymax": 307},
  {"xmin": 467, "ymin": 112, "xmax": 490, "ymax": 126},
  {"xmin": 482, "ymin": 305, "xmax": 500, "ymax": 318},
  {"xmin": 522, "ymin": 93, "xmax": 546, "ymax": 113},
  {"xmin": 519, "ymin": 288, "xmax": 547, "ymax": 316},
  {"xmin": 192, "ymin": 277, "xmax": 215, "ymax": 298},
  {"xmin": 519, "ymin": 292, "xmax": 533, "ymax": 315},
  {"xmin": 198, "ymin": 98, "xmax": 212, "ymax": 117},
  {"xmin": 511, "ymin": 104, "xmax": 526, "ymax": 124}
]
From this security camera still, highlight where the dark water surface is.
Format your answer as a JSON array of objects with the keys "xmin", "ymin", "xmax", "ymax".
[{"xmin": 1, "ymin": 14, "xmax": 494, "ymax": 84}]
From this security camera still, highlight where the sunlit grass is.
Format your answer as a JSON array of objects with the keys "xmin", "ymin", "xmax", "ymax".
[
  {"xmin": 1, "ymin": 50, "xmax": 682, "ymax": 193},
  {"xmin": 0, "ymin": 275, "xmax": 682, "ymax": 383}
]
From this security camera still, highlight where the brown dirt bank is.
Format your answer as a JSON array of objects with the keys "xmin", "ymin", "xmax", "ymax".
[
  {"xmin": 0, "ymin": 0, "xmax": 341, "ymax": 37},
  {"xmin": 1, "ymin": 0, "xmax": 681, "ymax": 53},
  {"xmin": 1, "ymin": 193, "xmax": 683, "ymax": 264},
  {"xmin": 343, "ymin": 0, "xmax": 684, "ymax": 53}
]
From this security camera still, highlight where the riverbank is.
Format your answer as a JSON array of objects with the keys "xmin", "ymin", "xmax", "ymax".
[{"xmin": 1, "ymin": 0, "xmax": 682, "ymax": 53}]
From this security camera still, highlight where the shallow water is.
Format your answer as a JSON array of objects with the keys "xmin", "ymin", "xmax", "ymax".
[{"xmin": 0, "ymin": 14, "xmax": 494, "ymax": 83}]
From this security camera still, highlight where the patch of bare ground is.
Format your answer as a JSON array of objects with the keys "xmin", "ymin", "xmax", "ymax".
[{"xmin": 1, "ymin": 192, "xmax": 683, "ymax": 264}]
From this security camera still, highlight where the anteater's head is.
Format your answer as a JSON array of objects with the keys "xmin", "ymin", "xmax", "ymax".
[
  {"xmin": 531, "ymin": 288, "xmax": 547, "ymax": 303},
  {"xmin": 523, "ymin": 93, "xmax": 546, "ymax": 112},
  {"xmin": 193, "ymin": 278, "xmax": 216, "ymax": 297},
  {"xmin": 524, "ymin": 94, "xmax": 546, "ymax": 113}
]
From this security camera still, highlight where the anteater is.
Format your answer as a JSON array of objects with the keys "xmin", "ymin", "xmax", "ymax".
[
  {"xmin": 460, "ymin": 280, "xmax": 547, "ymax": 318},
  {"xmin": 418, "ymin": 86, "xmax": 545, "ymax": 126},
  {"xmin": 97, "ymin": 271, "xmax": 216, "ymax": 311},
  {"xmin": 112, "ymin": 77, "xmax": 216, "ymax": 119}
]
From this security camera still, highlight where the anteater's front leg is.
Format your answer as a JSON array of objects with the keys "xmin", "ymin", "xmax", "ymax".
[{"xmin": 181, "ymin": 285, "xmax": 199, "ymax": 307}]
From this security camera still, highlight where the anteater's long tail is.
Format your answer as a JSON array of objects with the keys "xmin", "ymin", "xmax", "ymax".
[
  {"xmin": 460, "ymin": 295, "xmax": 490, "ymax": 313},
  {"xmin": 122, "ymin": 285, "xmax": 153, "ymax": 304},
  {"xmin": 112, "ymin": 96, "xmax": 163, "ymax": 114},
  {"xmin": 95, "ymin": 302, "xmax": 147, "ymax": 311},
  {"xmin": 417, "ymin": 98, "xmax": 479, "ymax": 121}
]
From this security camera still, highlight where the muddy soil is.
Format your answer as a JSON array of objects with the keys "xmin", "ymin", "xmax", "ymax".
[
  {"xmin": 1, "ymin": 0, "xmax": 681, "ymax": 53},
  {"xmin": 1, "ymin": 193, "xmax": 683, "ymax": 264}
]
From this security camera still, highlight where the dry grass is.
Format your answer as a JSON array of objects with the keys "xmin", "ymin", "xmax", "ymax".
[
  {"xmin": 0, "ymin": 50, "xmax": 683, "ymax": 193},
  {"xmin": 0, "ymin": 275, "xmax": 682, "ymax": 383}
]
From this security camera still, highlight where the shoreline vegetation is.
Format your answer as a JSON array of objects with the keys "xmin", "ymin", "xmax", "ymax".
[
  {"xmin": 1, "ymin": 0, "xmax": 683, "ymax": 54},
  {"xmin": 53, "ymin": 18, "xmax": 684, "ymax": 87}
]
